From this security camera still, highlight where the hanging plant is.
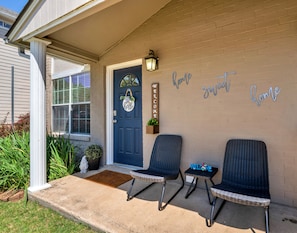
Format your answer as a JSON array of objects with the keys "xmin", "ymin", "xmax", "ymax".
[
  {"xmin": 147, "ymin": 118, "xmax": 159, "ymax": 126},
  {"xmin": 146, "ymin": 118, "xmax": 159, "ymax": 134}
]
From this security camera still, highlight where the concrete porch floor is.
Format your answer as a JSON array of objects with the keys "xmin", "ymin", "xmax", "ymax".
[{"xmin": 29, "ymin": 165, "xmax": 297, "ymax": 233}]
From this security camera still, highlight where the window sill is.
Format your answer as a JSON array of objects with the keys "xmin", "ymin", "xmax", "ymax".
[
  {"xmin": 52, "ymin": 133, "xmax": 90, "ymax": 142},
  {"xmin": 69, "ymin": 134, "xmax": 91, "ymax": 141}
]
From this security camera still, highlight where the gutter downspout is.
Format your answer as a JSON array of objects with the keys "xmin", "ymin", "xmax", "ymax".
[
  {"xmin": 18, "ymin": 47, "xmax": 30, "ymax": 59},
  {"xmin": 4, "ymin": 38, "xmax": 30, "ymax": 127},
  {"xmin": 4, "ymin": 37, "xmax": 30, "ymax": 59},
  {"xmin": 11, "ymin": 66, "xmax": 14, "ymax": 128}
]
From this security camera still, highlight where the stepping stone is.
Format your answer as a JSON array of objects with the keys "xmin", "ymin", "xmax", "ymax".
[
  {"xmin": 0, "ymin": 190, "xmax": 17, "ymax": 202},
  {"xmin": 9, "ymin": 190, "xmax": 24, "ymax": 202}
]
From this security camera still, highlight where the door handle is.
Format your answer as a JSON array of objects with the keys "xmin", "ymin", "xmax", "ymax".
[{"xmin": 113, "ymin": 119, "xmax": 117, "ymax": 123}]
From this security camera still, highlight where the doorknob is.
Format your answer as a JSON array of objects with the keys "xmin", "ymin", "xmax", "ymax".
[{"xmin": 113, "ymin": 119, "xmax": 117, "ymax": 123}]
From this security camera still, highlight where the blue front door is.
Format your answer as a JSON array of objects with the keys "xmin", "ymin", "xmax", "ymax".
[{"xmin": 113, "ymin": 65, "xmax": 143, "ymax": 167}]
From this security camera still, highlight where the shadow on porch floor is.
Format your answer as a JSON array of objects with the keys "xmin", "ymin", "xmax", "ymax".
[{"xmin": 29, "ymin": 165, "xmax": 297, "ymax": 233}]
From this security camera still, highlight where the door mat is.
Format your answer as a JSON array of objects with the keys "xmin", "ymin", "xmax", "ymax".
[{"xmin": 85, "ymin": 170, "xmax": 132, "ymax": 188}]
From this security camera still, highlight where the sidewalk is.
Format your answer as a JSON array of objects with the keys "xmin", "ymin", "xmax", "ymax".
[{"xmin": 29, "ymin": 166, "xmax": 297, "ymax": 233}]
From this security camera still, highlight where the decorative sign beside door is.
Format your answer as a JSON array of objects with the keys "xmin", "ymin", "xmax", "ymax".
[{"xmin": 152, "ymin": 83, "xmax": 159, "ymax": 119}]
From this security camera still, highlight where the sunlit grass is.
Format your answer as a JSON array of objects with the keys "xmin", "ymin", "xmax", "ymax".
[{"xmin": 0, "ymin": 199, "xmax": 102, "ymax": 233}]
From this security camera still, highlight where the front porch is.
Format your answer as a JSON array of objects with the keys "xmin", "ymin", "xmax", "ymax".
[{"xmin": 28, "ymin": 165, "xmax": 297, "ymax": 233}]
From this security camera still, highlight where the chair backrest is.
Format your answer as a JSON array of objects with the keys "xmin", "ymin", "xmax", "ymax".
[
  {"xmin": 149, "ymin": 135, "xmax": 182, "ymax": 176},
  {"xmin": 222, "ymin": 139, "xmax": 270, "ymax": 198}
]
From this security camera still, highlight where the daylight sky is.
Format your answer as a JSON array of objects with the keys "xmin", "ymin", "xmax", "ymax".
[{"xmin": 0, "ymin": 0, "xmax": 28, "ymax": 13}]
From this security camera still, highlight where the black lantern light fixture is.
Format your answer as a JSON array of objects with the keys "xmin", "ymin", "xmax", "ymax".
[{"xmin": 145, "ymin": 50, "xmax": 158, "ymax": 71}]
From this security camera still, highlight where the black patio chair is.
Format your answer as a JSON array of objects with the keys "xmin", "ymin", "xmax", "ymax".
[
  {"xmin": 206, "ymin": 139, "xmax": 271, "ymax": 233},
  {"xmin": 127, "ymin": 134, "xmax": 184, "ymax": 211}
]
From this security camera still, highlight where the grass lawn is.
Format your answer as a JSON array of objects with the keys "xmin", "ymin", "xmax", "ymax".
[{"xmin": 0, "ymin": 199, "xmax": 102, "ymax": 233}]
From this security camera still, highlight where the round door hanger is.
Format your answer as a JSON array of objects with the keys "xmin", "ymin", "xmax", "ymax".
[{"xmin": 122, "ymin": 88, "xmax": 135, "ymax": 112}]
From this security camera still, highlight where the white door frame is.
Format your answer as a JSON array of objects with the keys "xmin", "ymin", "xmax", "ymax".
[{"xmin": 106, "ymin": 59, "xmax": 142, "ymax": 165}]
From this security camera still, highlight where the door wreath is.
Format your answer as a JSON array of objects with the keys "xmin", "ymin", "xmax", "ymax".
[{"xmin": 120, "ymin": 88, "xmax": 135, "ymax": 112}]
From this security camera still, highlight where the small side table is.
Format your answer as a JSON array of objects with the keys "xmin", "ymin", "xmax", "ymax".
[{"xmin": 184, "ymin": 167, "xmax": 218, "ymax": 204}]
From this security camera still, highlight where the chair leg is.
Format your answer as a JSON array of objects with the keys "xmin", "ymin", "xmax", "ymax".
[
  {"xmin": 158, "ymin": 170, "xmax": 185, "ymax": 211},
  {"xmin": 127, "ymin": 178, "xmax": 135, "ymax": 201},
  {"xmin": 158, "ymin": 181, "xmax": 167, "ymax": 210},
  {"xmin": 264, "ymin": 206, "xmax": 270, "ymax": 233},
  {"xmin": 206, "ymin": 197, "xmax": 226, "ymax": 227},
  {"xmin": 127, "ymin": 178, "xmax": 155, "ymax": 201},
  {"xmin": 206, "ymin": 197, "xmax": 217, "ymax": 227}
]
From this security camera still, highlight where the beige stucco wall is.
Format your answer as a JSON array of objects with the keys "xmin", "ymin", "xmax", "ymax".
[
  {"xmin": 93, "ymin": 0, "xmax": 297, "ymax": 207},
  {"xmin": 90, "ymin": 63, "xmax": 106, "ymax": 164}
]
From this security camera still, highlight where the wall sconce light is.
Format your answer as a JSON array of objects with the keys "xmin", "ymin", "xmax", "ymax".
[{"xmin": 145, "ymin": 50, "xmax": 158, "ymax": 71}]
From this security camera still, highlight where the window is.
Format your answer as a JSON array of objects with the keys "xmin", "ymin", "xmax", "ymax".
[
  {"xmin": 120, "ymin": 74, "xmax": 140, "ymax": 87},
  {"xmin": 52, "ymin": 72, "xmax": 90, "ymax": 135},
  {"xmin": 0, "ymin": 20, "xmax": 11, "ymax": 29},
  {"xmin": 3, "ymin": 22, "xmax": 11, "ymax": 29}
]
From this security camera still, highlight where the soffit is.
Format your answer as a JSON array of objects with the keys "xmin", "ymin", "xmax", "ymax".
[
  {"xmin": 9, "ymin": 0, "xmax": 171, "ymax": 62},
  {"xmin": 46, "ymin": 0, "xmax": 171, "ymax": 59}
]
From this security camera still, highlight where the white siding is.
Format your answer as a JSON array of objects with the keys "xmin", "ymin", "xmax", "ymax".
[{"xmin": 0, "ymin": 40, "xmax": 30, "ymax": 124}]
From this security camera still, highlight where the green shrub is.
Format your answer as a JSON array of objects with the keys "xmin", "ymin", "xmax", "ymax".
[
  {"xmin": 47, "ymin": 142, "xmax": 70, "ymax": 181},
  {"xmin": 0, "ymin": 131, "xmax": 79, "ymax": 191},
  {"xmin": 0, "ymin": 132, "xmax": 30, "ymax": 191},
  {"xmin": 85, "ymin": 144, "xmax": 103, "ymax": 160},
  {"xmin": 47, "ymin": 135, "xmax": 78, "ymax": 181}
]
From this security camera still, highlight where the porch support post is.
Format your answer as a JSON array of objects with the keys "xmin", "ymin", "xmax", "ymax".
[{"xmin": 28, "ymin": 38, "xmax": 51, "ymax": 192}]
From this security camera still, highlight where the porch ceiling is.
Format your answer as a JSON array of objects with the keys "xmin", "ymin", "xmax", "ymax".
[{"xmin": 44, "ymin": 0, "xmax": 171, "ymax": 62}]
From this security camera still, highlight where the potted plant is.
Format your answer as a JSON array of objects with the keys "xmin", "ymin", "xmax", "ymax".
[
  {"xmin": 146, "ymin": 118, "xmax": 159, "ymax": 134},
  {"xmin": 85, "ymin": 144, "xmax": 103, "ymax": 170}
]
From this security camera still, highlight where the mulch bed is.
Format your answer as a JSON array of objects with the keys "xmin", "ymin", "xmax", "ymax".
[{"xmin": 0, "ymin": 190, "xmax": 24, "ymax": 202}]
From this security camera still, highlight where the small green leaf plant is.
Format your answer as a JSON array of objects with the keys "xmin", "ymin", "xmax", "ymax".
[
  {"xmin": 85, "ymin": 145, "xmax": 103, "ymax": 160},
  {"xmin": 147, "ymin": 118, "xmax": 159, "ymax": 126}
]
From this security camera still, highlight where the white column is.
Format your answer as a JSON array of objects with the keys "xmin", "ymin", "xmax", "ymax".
[{"xmin": 28, "ymin": 38, "xmax": 51, "ymax": 192}]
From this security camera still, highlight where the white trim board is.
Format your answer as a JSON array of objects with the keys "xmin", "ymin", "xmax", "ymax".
[{"xmin": 105, "ymin": 59, "xmax": 142, "ymax": 165}]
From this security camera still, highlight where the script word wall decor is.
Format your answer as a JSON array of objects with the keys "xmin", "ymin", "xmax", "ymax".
[
  {"xmin": 202, "ymin": 71, "xmax": 237, "ymax": 99},
  {"xmin": 250, "ymin": 85, "xmax": 281, "ymax": 106},
  {"xmin": 172, "ymin": 71, "xmax": 192, "ymax": 89}
]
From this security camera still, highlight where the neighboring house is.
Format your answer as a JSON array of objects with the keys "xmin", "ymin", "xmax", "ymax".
[
  {"xmin": 5, "ymin": 0, "xmax": 297, "ymax": 208},
  {"xmin": 0, "ymin": 7, "xmax": 30, "ymax": 124},
  {"xmin": 0, "ymin": 6, "xmax": 85, "ymax": 129}
]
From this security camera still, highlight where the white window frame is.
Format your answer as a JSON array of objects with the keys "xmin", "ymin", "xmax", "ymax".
[{"xmin": 51, "ymin": 64, "xmax": 91, "ymax": 140}]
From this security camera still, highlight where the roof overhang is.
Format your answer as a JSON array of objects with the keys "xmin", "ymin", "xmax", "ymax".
[{"xmin": 6, "ymin": 0, "xmax": 171, "ymax": 63}]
